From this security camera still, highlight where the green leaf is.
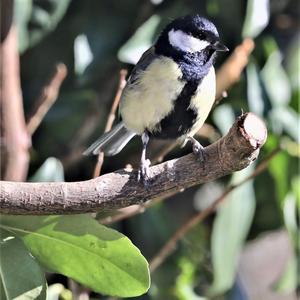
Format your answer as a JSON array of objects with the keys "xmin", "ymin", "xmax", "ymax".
[
  {"xmin": 286, "ymin": 39, "xmax": 300, "ymax": 92},
  {"xmin": 46, "ymin": 284, "xmax": 72, "ymax": 300},
  {"xmin": 242, "ymin": 0, "xmax": 270, "ymax": 38},
  {"xmin": 281, "ymin": 187, "xmax": 298, "ymax": 299},
  {"xmin": 273, "ymin": 255, "xmax": 297, "ymax": 293},
  {"xmin": 246, "ymin": 62, "xmax": 265, "ymax": 117},
  {"xmin": 261, "ymin": 50, "xmax": 291, "ymax": 108},
  {"xmin": 74, "ymin": 34, "xmax": 94, "ymax": 75},
  {"xmin": 283, "ymin": 193, "xmax": 298, "ymax": 246},
  {"xmin": 175, "ymin": 258, "xmax": 206, "ymax": 300},
  {"xmin": 268, "ymin": 146, "xmax": 289, "ymax": 205},
  {"xmin": 0, "ymin": 228, "xmax": 46, "ymax": 300},
  {"xmin": 291, "ymin": 176, "xmax": 300, "ymax": 219},
  {"xmin": 269, "ymin": 107, "xmax": 300, "ymax": 143},
  {"xmin": 209, "ymin": 166, "xmax": 256, "ymax": 295},
  {"xmin": 118, "ymin": 15, "xmax": 161, "ymax": 64},
  {"xmin": 14, "ymin": 0, "xmax": 72, "ymax": 53},
  {"xmin": 212, "ymin": 104, "xmax": 235, "ymax": 136},
  {"xmin": 0, "ymin": 215, "xmax": 150, "ymax": 297},
  {"xmin": 14, "ymin": 0, "xmax": 32, "ymax": 53},
  {"xmin": 29, "ymin": 157, "xmax": 64, "ymax": 182}
]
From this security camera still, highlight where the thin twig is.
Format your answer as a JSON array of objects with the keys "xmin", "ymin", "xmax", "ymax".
[
  {"xmin": 1, "ymin": 12, "xmax": 31, "ymax": 181},
  {"xmin": 149, "ymin": 147, "xmax": 281, "ymax": 272},
  {"xmin": 26, "ymin": 63, "xmax": 67, "ymax": 136},
  {"xmin": 93, "ymin": 69, "xmax": 127, "ymax": 178}
]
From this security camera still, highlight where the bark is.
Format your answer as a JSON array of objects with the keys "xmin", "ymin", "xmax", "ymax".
[
  {"xmin": 0, "ymin": 113, "xmax": 267, "ymax": 215},
  {"xmin": 1, "ymin": 0, "xmax": 31, "ymax": 181}
]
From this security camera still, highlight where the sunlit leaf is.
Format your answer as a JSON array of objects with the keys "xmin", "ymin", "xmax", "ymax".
[
  {"xmin": 175, "ymin": 258, "xmax": 207, "ymax": 300},
  {"xmin": 242, "ymin": 0, "xmax": 270, "ymax": 38},
  {"xmin": 150, "ymin": 0, "xmax": 164, "ymax": 4},
  {"xmin": 292, "ymin": 176, "xmax": 300, "ymax": 212},
  {"xmin": 261, "ymin": 51, "xmax": 291, "ymax": 107},
  {"xmin": 268, "ymin": 148, "xmax": 289, "ymax": 205},
  {"xmin": 283, "ymin": 193, "xmax": 298, "ymax": 245},
  {"xmin": 0, "ymin": 215, "xmax": 150, "ymax": 297},
  {"xmin": 0, "ymin": 229, "xmax": 46, "ymax": 300},
  {"xmin": 269, "ymin": 107, "xmax": 300, "ymax": 143},
  {"xmin": 286, "ymin": 39, "xmax": 300, "ymax": 92},
  {"xmin": 210, "ymin": 165, "xmax": 256, "ymax": 295},
  {"xmin": 74, "ymin": 34, "xmax": 94, "ymax": 75},
  {"xmin": 14, "ymin": 0, "xmax": 72, "ymax": 53},
  {"xmin": 46, "ymin": 284, "xmax": 72, "ymax": 300},
  {"xmin": 118, "ymin": 15, "xmax": 161, "ymax": 64},
  {"xmin": 273, "ymin": 255, "xmax": 297, "ymax": 293},
  {"xmin": 246, "ymin": 62, "xmax": 265, "ymax": 116},
  {"xmin": 293, "ymin": 177, "xmax": 300, "ymax": 247},
  {"xmin": 212, "ymin": 104, "xmax": 235, "ymax": 136},
  {"xmin": 29, "ymin": 157, "xmax": 64, "ymax": 182},
  {"xmin": 14, "ymin": 0, "xmax": 32, "ymax": 53}
]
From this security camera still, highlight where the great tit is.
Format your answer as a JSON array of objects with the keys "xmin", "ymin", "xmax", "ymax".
[{"xmin": 84, "ymin": 15, "xmax": 228, "ymax": 181}]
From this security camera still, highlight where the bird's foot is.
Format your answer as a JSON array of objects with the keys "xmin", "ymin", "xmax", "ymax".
[
  {"xmin": 187, "ymin": 137, "xmax": 205, "ymax": 163},
  {"xmin": 138, "ymin": 159, "xmax": 152, "ymax": 185}
]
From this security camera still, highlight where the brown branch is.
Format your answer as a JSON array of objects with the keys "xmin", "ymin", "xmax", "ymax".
[
  {"xmin": 1, "ymin": 1, "xmax": 31, "ymax": 181},
  {"xmin": 0, "ymin": 112, "xmax": 267, "ymax": 215},
  {"xmin": 149, "ymin": 147, "xmax": 280, "ymax": 272},
  {"xmin": 101, "ymin": 123, "xmax": 221, "ymax": 224},
  {"xmin": 26, "ymin": 63, "xmax": 67, "ymax": 136},
  {"xmin": 93, "ymin": 69, "xmax": 127, "ymax": 178}
]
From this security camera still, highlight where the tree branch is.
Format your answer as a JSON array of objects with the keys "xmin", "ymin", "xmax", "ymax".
[
  {"xmin": 26, "ymin": 63, "xmax": 67, "ymax": 136},
  {"xmin": 1, "ymin": 0, "xmax": 31, "ymax": 181},
  {"xmin": 0, "ymin": 113, "xmax": 267, "ymax": 215}
]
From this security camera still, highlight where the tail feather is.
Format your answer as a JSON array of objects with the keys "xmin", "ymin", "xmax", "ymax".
[{"xmin": 83, "ymin": 122, "xmax": 136, "ymax": 156}]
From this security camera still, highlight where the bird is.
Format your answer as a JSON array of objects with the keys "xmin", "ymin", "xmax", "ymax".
[{"xmin": 83, "ymin": 15, "xmax": 228, "ymax": 182}]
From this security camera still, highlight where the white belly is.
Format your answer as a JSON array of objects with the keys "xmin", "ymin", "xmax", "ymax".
[
  {"xmin": 120, "ymin": 57, "xmax": 185, "ymax": 134},
  {"xmin": 187, "ymin": 67, "xmax": 216, "ymax": 137}
]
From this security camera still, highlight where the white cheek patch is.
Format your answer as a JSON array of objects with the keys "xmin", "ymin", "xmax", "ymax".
[{"xmin": 168, "ymin": 29, "xmax": 210, "ymax": 53}]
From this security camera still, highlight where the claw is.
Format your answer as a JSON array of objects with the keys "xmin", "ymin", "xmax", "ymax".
[
  {"xmin": 187, "ymin": 136, "xmax": 205, "ymax": 163},
  {"xmin": 138, "ymin": 159, "xmax": 151, "ymax": 184},
  {"xmin": 137, "ymin": 132, "xmax": 152, "ymax": 185}
]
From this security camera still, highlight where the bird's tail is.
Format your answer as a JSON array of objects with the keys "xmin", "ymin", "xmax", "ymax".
[{"xmin": 83, "ymin": 122, "xmax": 136, "ymax": 156}]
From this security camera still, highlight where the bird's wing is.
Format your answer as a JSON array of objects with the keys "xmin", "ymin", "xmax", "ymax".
[
  {"xmin": 126, "ymin": 47, "xmax": 157, "ymax": 86},
  {"xmin": 117, "ymin": 47, "xmax": 157, "ymax": 119}
]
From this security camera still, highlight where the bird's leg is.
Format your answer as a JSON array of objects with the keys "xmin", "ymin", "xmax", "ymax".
[
  {"xmin": 138, "ymin": 132, "xmax": 151, "ymax": 183},
  {"xmin": 187, "ymin": 136, "xmax": 205, "ymax": 162}
]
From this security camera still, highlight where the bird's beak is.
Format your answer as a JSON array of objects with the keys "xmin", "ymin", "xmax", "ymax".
[{"xmin": 212, "ymin": 41, "xmax": 229, "ymax": 52}]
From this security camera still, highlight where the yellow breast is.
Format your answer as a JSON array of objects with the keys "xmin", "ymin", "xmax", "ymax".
[{"xmin": 120, "ymin": 57, "xmax": 185, "ymax": 134}]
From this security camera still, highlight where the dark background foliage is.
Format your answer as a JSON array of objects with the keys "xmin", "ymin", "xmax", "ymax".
[{"xmin": 4, "ymin": 0, "xmax": 300, "ymax": 299}]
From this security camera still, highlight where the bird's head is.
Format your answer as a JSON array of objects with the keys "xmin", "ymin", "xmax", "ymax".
[{"xmin": 155, "ymin": 15, "xmax": 228, "ymax": 60}]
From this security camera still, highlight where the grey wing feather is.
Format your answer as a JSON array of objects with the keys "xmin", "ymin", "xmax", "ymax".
[
  {"xmin": 125, "ymin": 47, "xmax": 157, "ymax": 86},
  {"xmin": 83, "ymin": 122, "xmax": 135, "ymax": 156},
  {"xmin": 84, "ymin": 48, "xmax": 156, "ymax": 157},
  {"xmin": 117, "ymin": 47, "xmax": 157, "ymax": 117}
]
